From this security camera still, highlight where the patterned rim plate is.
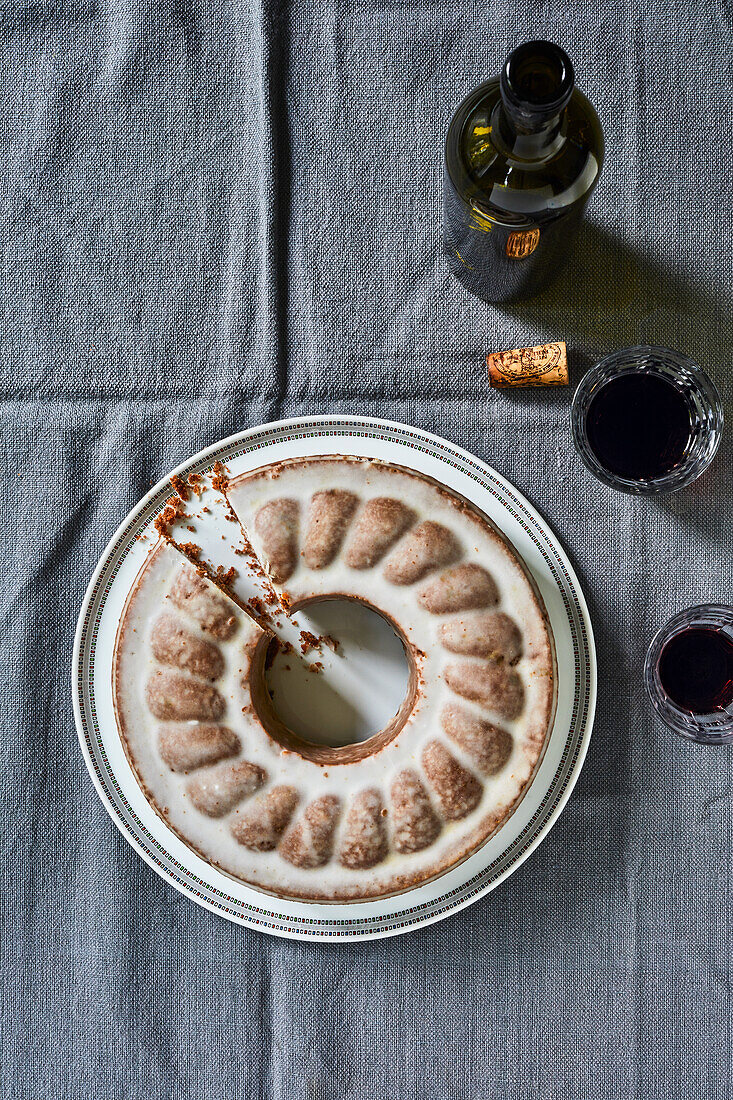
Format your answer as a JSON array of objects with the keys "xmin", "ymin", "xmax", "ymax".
[{"xmin": 72, "ymin": 416, "xmax": 596, "ymax": 941}]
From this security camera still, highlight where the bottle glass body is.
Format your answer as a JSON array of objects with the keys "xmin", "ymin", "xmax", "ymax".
[{"xmin": 444, "ymin": 69, "xmax": 604, "ymax": 304}]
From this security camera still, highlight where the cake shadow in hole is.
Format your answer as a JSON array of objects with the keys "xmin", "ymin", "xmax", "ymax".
[
  {"xmin": 499, "ymin": 222, "xmax": 732, "ymax": 372},
  {"xmin": 266, "ymin": 599, "xmax": 410, "ymax": 749},
  {"xmin": 266, "ymin": 649, "xmax": 366, "ymax": 748}
]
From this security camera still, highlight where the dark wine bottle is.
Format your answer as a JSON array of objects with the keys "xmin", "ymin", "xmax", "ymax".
[{"xmin": 443, "ymin": 41, "xmax": 604, "ymax": 303}]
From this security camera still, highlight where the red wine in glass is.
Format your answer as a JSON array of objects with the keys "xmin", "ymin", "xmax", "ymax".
[
  {"xmin": 658, "ymin": 628, "xmax": 733, "ymax": 713},
  {"xmin": 585, "ymin": 373, "xmax": 692, "ymax": 480}
]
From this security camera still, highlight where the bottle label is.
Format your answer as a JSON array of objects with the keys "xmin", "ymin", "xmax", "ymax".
[{"xmin": 506, "ymin": 228, "xmax": 540, "ymax": 258}]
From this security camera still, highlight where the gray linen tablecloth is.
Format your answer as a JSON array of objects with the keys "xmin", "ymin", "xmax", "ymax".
[{"xmin": 2, "ymin": 0, "xmax": 732, "ymax": 1096}]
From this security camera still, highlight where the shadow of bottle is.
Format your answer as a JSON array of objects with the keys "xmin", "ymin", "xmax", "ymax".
[
  {"xmin": 497, "ymin": 220, "xmax": 732, "ymax": 387},
  {"xmin": 493, "ymin": 220, "xmax": 732, "ymax": 511}
]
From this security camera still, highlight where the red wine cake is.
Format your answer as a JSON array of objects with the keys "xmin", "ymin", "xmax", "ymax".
[{"xmin": 113, "ymin": 457, "xmax": 555, "ymax": 901}]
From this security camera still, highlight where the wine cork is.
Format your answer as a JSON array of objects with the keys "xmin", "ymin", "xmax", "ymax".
[{"xmin": 487, "ymin": 341, "xmax": 568, "ymax": 388}]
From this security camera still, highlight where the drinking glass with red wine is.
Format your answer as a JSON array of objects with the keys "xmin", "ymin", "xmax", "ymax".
[
  {"xmin": 571, "ymin": 346, "xmax": 722, "ymax": 494},
  {"xmin": 572, "ymin": 346, "xmax": 727, "ymax": 741},
  {"xmin": 645, "ymin": 606, "xmax": 733, "ymax": 744}
]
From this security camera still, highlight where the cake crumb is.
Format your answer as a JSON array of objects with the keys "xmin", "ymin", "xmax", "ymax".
[
  {"xmin": 211, "ymin": 460, "xmax": 229, "ymax": 493},
  {"xmin": 300, "ymin": 630, "xmax": 320, "ymax": 655},
  {"xmin": 170, "ymin": 473, "xmax": 190, "ymax": 500},
  {"xmin": 154, "ymin": 495, "xmax": 186, "ymax": 538},
  {"xmin": 187, "ymin": 472, "xmax": 204, "ymax": 496}
]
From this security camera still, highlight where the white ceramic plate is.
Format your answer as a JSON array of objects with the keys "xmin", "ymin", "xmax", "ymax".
[{"xmin": 72, "ymin": 416, "xmax": 596, "ymax": 941}]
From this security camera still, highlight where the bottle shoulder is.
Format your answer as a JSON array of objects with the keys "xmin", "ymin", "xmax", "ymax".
[{"xmin": 445, "ymin": 81, "xmax": 604, "ymax": 222}]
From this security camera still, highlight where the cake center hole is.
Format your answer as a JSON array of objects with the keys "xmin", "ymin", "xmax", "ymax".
[{"xmin": 264, "ymin": 598, "xmax": 411, "ymax": 749}]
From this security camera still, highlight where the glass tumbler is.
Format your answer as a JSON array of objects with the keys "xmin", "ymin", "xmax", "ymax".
[
  {"xmin": 644, "ymin": 604, "xmax": 733, "ymax": 744},
  {"xmin": 571, "ymin": 346, "xmax": 723, "ymax": 494}
]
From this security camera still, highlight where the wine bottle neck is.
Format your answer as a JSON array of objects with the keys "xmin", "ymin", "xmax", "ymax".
[
  {"xmin": 495, "ymin": 40, "xmax": 573, "ymax": 160},
  {"xmin": 494, "ymin": 101, "xmax": 566, "ymax": 160}
]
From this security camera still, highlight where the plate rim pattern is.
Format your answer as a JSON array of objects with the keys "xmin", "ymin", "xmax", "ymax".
[{"xmin": 72, "ymin": 416, "xmax": 596, "ymax": 940}]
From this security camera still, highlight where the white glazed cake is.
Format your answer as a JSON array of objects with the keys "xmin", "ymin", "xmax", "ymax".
[{"xmin": 114, "ymin": 457, "xmax": 555, "ymax": 900}]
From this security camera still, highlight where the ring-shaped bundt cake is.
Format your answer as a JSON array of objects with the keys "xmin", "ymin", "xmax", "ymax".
[{"xmin": 114, "ymin": 457, "xmax": 555, "ymax": 900}]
